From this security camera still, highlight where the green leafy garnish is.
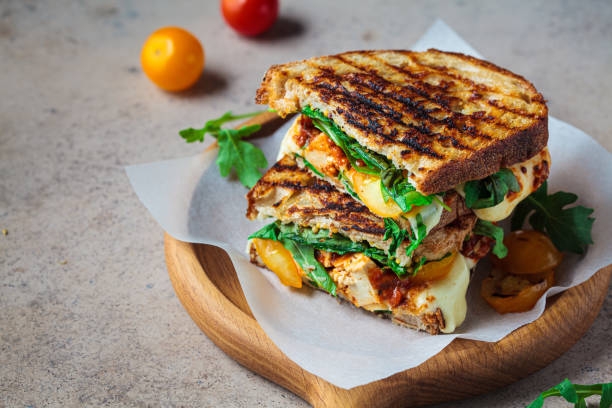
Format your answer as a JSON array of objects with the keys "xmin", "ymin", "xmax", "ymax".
[
  {"xmin": 464, "ymin": 168, "xmax": 520, "ymax": 209},
  {"xmin": 383, "ymin": 218, "xmax": 408, "ymax": 258},
  {"xmin": 511, "ymin": 181, "xmax": 595, "ymax": 254},
  {"xmin": 180, "ymin": 111, "xmax": 263, "ymax": 142},
  {"xmin": 180, "ymin": 110, "xmax": 268, "ymax": 188},
  {"xmin": 472, "ymin": 219, "xmax": 508, "ymax": 258},
  {"xmin": 250, "ymin": 221, "xmax": 410, "ymax": 279},
  {"xmin": 294, "ymin": 153, "xmax": 325, "ymax": 178},
  {"xmin": 249, "ymin": 222, "xmax": 337, "ymax": 295},
  {"xmin": 405, "ymin": 213, "xmax": 426, "ymax": 259},
  {"xmin": 338, "ymin": 170, "xmax": 360, "ymax": 200},
  {"xmin": 282, "ymin": 239, "xmax": 336, "ymax": 296},
  {"xmin": 527, "ymin": 378, "xmax": 612, "ymax": 408},
  {"xmin": 301, "ymin": 106, "xmax": 436, "ymax": 213},
  {"xmin": 302, "ymin": 106, "xmax": 387, "ymax": 175},
  {"xmin": 412, "ymin": 257, "xmax": 427, "ymax": 275},
  {"xmin": 381, "ymin": 168, "xmax": 434, "ymax": 213}
]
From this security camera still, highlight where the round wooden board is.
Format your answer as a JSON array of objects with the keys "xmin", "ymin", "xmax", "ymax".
[{"xmin": 164, "ymin": 234, "xmax": 611, "ymax": 408}]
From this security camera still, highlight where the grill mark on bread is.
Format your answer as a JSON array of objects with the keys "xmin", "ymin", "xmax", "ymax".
[
  {"xmin": 340, "ymin": 54, "xmax": 467, "ymax": 111},
  {"xmin": 346, "ymin": 52, "xmax": 537, "ymax": 135},
  {"xmin": 397, "ymin": 50, "xmax": 543, "ymax": 116},
  {"xmin": 344, "ymin": 54, "xmax": 522, "ymax": 136},
  {"xmin": 335, "ymin": 104, "xmax": 444, "ymax": 158},
  {"xmin": 302, "ymin": 68, "xmax": 448, "ymax": 158},
  {"xmin": 255, "ymin": 49, "xmax": 548, "ymax": 194},
  {"xmin": 312, "ymin": 71, "xmax": 474, "ymax": 153},
  {"xmin": 486, "ymin": 99, "xmax": 541, "ymax": 119},
  {"xmin": 328, "ymin": 57, "xmax": 488, "ymax": 148}
]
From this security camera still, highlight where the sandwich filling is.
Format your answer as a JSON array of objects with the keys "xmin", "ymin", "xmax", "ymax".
[{"xmin": 248, "ymin": 222, "xmax": 485, "ymax": 334}]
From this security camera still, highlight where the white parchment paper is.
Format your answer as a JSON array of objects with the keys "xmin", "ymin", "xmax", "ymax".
[{"xmin": 126, "ymin": 20, "xmax": 612, "ymax": 389}]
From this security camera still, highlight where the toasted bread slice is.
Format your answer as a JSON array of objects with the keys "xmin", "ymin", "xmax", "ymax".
[
  {"xmin": 256, "ymin": 49, "xmax": 548, "ymax": 194},
  {"xmin": 246, "ymin": 155, "xmax": 476, "ymax": 264}
]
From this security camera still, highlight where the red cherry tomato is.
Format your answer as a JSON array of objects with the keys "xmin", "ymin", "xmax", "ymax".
[{"xmin": 221, "ymin": 0, "xmax": 279, "ymax": 36}]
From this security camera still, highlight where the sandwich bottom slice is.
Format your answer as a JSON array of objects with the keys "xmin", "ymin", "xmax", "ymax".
[{"xmin": 246, "ymin": 155, "xmax": 493, "ymax": 334}]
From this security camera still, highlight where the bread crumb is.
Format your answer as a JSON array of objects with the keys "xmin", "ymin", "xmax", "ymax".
[{"xmin": 2, "ymin": 229, "xmax": 7, "ymax": 236}]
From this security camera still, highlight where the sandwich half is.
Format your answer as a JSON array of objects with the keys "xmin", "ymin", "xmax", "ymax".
[
  {"xmin": 259, "ymin": 49, "xmax": 550, "ymax": 224},
  {"xmin": 246, "ymin": 49, "xmax": 551, "ymax": 334},
  {"xmin": 247, "ymin": 155, "xmax": 494, "ymax": 334}
]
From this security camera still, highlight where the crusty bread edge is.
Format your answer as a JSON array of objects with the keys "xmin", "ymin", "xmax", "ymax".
[{"xmin": 421, "ymin": 115, "xmax": 548, "ymax": 193}]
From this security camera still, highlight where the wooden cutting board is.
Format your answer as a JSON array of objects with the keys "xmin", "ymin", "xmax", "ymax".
[{"xmin": 164, "ymin": 112, "xmax": 612, "ymax": 407}]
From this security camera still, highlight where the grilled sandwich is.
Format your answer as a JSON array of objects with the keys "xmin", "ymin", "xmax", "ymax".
[
  {"xmin": 246, "ymin": 49, "xmax": 551, "ymax": 334},
  {"xmin": 247, "ymin": 155, "xmax": 493, "ymax": 334}
]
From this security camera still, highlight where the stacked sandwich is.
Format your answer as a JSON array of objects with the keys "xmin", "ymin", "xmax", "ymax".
[{"xmin": 245, "ymin": 49, "xmax": 550, "ymax": 334}]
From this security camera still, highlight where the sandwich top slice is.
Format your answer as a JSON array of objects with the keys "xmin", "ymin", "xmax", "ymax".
[
  {"xmin": 257, "ymin": 49, "xmax": 549, "ymax": 221},
  {"xmin": 246, "ymin": 155, "xmax": 494, "ymax": 334}
]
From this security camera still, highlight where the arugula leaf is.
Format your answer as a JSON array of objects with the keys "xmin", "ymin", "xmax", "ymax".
[
  {"xmin": 180, "ymin": 110, "xmax": 269, "ymax": 188},
  {"xmin": 248, "ymin": 223, "xmax": 279, "ymax": 240},
  {"xmin": 527, "ymin": 394, "xmax": 544, "ymax": 408},
  {"xmin": 510, "ymin": 181, "xmax": 595, "ymax": 254},
  {"xmin": 294, "ymin": 153, "xmax": 325, "ymax": 178},
  {"xmin": 277, "ymin": 223, "xmax": 366, "ymax": 254},
  {"xmin": 601, "ymin": 383, "xmax": 612, "ymax": 408},
  {"xmin": 472, "ymin": 219, "xmax": 508, "ymax": 258},
  {"xmin": 383, "ymin": 218, "xmax": 408, "ymax": 258},
  {"xmin": 381, "ymin": 168, "xmax": 433, "ymax": 212},
  {"xmin": 347, "ymin": 143, "xmax": 389, "ymax": 172},
  {"xmin": 405, "ymin": 213, "xmax": 427, "ymax": 258},
  {"xmin": 250, "ymin": 222, "xmax": 411, "ymax": 278},
  {"xmin": 412, "ymin": 257, "xmax": 427, "ymax": 275},
  {"xmin": 281, "ymin": 239, "xmax": 336, "ymax": 296},
  {"xmin": 527, "ymin": 379, "xmax": 612, "ymax": 408},
  {"xmin": 364, "ymin": 247, "xmax": 408, "ymax": 277},
  {"xmin": 338, "ymin": 170, "xmax": 360, "ymax": 200},
  {"xmin": 302, "ymin": 106, "xmax": 385, "ymax": 175},
  {"xmin": 216, "ymin": 127, "xmax": 268, "ymax": 188},
  {"xmin": 179, "ymin": 110, "xmax": 264, "ymax": 142},
  {"xmin": 250, "ymin": 222, "xmax": 337, "ymax": 295},
  {"xmin": 464, "ymin": 169, "xmax": 520, "ymax": 209},
  {"xmin": 556, "ymin": 378, "xmax": 579, "ymax": 403}
]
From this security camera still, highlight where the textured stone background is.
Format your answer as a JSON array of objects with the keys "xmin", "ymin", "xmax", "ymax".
[{"xmin": 1, "ymin": 0, "xmax": 611, "ymax": 406}]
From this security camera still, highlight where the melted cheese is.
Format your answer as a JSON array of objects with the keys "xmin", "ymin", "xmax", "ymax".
[
  {"xmin": 407, "ymin": 200, "xmax": 443, "ymax": 235},
  {"xmin": 329, "ymin": 252, "xmax": 470, "ymax": 333},
  {"xmin": 277, "ymin": 116, "xmax": 303, "ymax": 161},
  {"xmin": 411, "ymin": 253, "xmax": 470, "ymax": 333},
  {"xmin": 456, "ymin": 147, "xmax": 550, "ymax": 222}
]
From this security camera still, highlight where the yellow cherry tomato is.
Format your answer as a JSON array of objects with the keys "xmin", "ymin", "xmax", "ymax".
[
  {"xmin": 348, "ymin": 169, "xmax": 403, "ymax": 218},
  {"xmin": 481, "ymin": 269, "xmax": 554, "ymax": 314},
  {"xmin": 493, "ymin": 230, "xmax": 563, "ymax": 276},
  {"xmin": 410, "ymin": 252, "xmax": 457, "ymax": 284},
  {"xmin": 252, "ymin": 238, "xmax": 302, "ymax": 288},
  {"xmin": 140, "ymin": 27, "xmax": 204, "ymax": 91}
]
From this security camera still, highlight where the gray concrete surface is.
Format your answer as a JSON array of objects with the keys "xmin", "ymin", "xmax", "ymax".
[{"xmin": 1, "ymin": 0, "xmax": 611, "ymax": 406}]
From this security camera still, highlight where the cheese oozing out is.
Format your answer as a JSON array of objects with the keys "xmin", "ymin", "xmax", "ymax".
[
  {"xmin": 412, "ymin": 252, "xmax": 470, "ymax": 333},
  {"xmin": 329, "ymin": 252, "xmax": 470, "ymax": 333},
  {"xmin": 456, "ymin": 147, "xmax": 550, "ymax": 222}
]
